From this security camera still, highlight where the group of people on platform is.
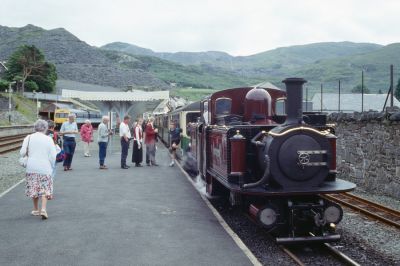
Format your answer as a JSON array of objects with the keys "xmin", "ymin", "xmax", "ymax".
[
  {"xmin": 19, "ymin": 113, "xmax": 181, "ymax": 220},
  {"xmin": 119, "ymin": 115, "xmax": 160, "ymax": 169}
]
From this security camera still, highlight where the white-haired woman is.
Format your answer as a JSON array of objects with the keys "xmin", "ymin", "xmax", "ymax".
[
  {"xmin": 80, "ymin": 119, "xmax": 93, "ymax": 157},
  {"xmin": 60, "ymin": 113, "xmax": 78, "ymax": 171},
  {"xmin": 20, "ymin": 119, "xmax": 57, "ymax": 219}
]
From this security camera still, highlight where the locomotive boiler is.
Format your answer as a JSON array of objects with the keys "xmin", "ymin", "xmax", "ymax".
[{"xmin": 189, "ymin": 78, "xmax": 356, "ymax": 243}]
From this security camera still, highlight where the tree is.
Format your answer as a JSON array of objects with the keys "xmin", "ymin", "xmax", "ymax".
[
  {"xmin": 0, "ymin": 79, "xmax": 9, "ymax": 91},
  {"xmin": 24, "ymin": 80, "xmax": 39, "ymax": 91},
  {"xmin": 29, "ymin": 62, "xmax": 57, "ymax": 93},
  {"xmin": 351, "ymin": 84, "xmax": 370, "ymax": 94},
  {"xmin": 5, "ymin": 45, "xmax": 57, "ymax": 93},
  {"xmin": 395, "ymin": 78, "xmax": 400, "ymax": 100}
]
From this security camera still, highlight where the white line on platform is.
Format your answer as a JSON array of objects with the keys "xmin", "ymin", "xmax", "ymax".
[
  {"xmin": 0, "ymin": 178, "xmax": 24, "ymax": 198},
  {"xmin": 175, "ymin": 159, "xmax": 262, "ymax": 266}
]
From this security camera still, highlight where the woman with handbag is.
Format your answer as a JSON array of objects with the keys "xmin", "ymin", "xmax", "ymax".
[
  {"xmin": 46, "ymin": 120, "xmax": 64, "ymax": 177},
  {"xmin": 20, "ymin": 119, "xmax": 57, "ymax": 220}
]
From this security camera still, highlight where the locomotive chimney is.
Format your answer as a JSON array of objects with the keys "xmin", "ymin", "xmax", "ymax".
[{"xmin": 282, "ymin": 78, "xmax": 307, "ymax": 125}]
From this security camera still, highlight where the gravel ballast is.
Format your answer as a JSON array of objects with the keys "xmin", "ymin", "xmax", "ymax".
[
  {"xmin": 192, "ymin": 175, "xmax": 400, "ymax": 265},
  {"xmin": 0, "ymin": 151, "xmax": 24, "ymax": 195}
]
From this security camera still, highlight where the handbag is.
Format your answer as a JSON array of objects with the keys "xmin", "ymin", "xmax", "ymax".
[
  {"xmin": 19, "ymin": 135, "xmax": 31, "ymax": 167},
  {"xmin": 55, "ymin": 144, "xmax": 65, "ymax": 163},
  {"xmin": 56, "ymin": 150, "xmax": 65, "ymax": 163}
]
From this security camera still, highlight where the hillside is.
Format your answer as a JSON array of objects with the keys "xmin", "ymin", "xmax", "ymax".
[
  {"xmin": 1, "ymin": 24, "xmax": 397, "ymax": 93},
  {"xmin": 291, "ymin": 43, "xmax": 400, "ymax": 91},
  {"xmin": 0, "ymin": 24, "xmax": 169, "ymax": 90},
  {"xmin": 103, "ymin": 41, "xmax": 396, "ymax": 92},
  {"xmin": 101, "ymin": 50, "xmax": 261, "ymax": 89}
]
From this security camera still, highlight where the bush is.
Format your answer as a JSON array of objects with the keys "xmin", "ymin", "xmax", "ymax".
[
  {"xmin": 24, "ymin": 80, "xmax": 39, "ymax": 92},
  {"xmin": 0, "ymin": 79, "xmax": 9, "ymax": 91}
]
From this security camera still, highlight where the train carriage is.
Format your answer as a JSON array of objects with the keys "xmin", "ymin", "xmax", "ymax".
[
  {"xmin": 54, "ymin": 108, "xmax": 102, "ymax": 128},
  {"xmin": 155, "ymin": 101, "xmax": 200, "ymax": 152}
]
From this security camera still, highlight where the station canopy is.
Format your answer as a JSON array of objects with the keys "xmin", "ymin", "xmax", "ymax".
[{"xmin": 62, "ymin": 89, "xmax": 169, "ymax": 102}]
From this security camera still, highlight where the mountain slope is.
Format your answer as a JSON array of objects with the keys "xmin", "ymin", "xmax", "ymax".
[
  {"xmin": 102, "ymin": 41, "xmax": 382, "ymax": 70},
  {"xmin": 291, "ymin": 43, "xmax": 400, "ymax": 91},
  {"xmin": 100, "ymin": 50, "xmax": 262, "ymax": 89},
  {"xmin": 0, "ymin": 24, "xmax": 169, "ymax": 89},
  {"xmin": 102, "ymin": 41, "xmax": 393, "ymax": 91}
]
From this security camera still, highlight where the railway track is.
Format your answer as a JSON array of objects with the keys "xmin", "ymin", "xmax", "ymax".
[
  {"xmin": 0, "ymin": 134, "xmax": 29, "ymax": 154},
  {"xmin": 281, "ymin": 241, "xmax": 360, "ymax": 266},
  {"xmin": 323, "ymin": 192, "xmax": 400, "ymax": 229}
]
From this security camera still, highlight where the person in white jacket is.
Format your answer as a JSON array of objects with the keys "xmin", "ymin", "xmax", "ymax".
[{"xmin": 20, "ymin": 119, "xmax": 57, "ymax": 220}]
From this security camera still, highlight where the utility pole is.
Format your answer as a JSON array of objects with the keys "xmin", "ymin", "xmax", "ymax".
[
  {"xmin": 361, "ymin": 70, "xmax": 364, "ymax": 112},
  {"xmin": 390, "ymin": 64, "xmax": 394, "ymax": 107},
  {"xmin": 305, "ymin": 86, "xmax": 308, "ymax": 112},
  {"xmin": 338, "ymin": 80, "xmax": 341, "ymax": 112},
  {"xmin": 6, "ymin": 81, "xmax": 15, "ymax": 123},
  {"xmin": 320, "ymin": 83, "xmax": 323, "ymax": 112}
]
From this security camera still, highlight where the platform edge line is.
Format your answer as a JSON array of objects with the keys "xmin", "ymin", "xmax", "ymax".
[
  {"xmin": 175, "ymin": 160, "xmax": 262, "ymax": 266},
  {"xmin": 0, "ymin": 178, "xmax": 24, "ymax": 198}
]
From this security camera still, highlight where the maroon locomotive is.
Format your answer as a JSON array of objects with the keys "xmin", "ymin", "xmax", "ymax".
[{"xmin": 189, "ymin": 78, "xmax": 356, "ymax": 243}]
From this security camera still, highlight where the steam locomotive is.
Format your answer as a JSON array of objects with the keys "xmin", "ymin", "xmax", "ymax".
[{"xmin": 188, "ymin": 78, "xmax": 356, "ymax": 243}]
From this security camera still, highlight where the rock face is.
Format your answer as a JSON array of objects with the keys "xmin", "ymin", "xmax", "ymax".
[
  {"xmin": 0, "ymin": 24, "xmax": 169, "ymax": 90},
  {"xmin": 330, "ymin": 113, "xmax": 400, "ymax": 199}
]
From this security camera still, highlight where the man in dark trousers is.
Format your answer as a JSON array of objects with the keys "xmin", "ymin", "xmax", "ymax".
[{"xmin": 119, "ymin": 115, "xmax": 131, "ymax": 169}]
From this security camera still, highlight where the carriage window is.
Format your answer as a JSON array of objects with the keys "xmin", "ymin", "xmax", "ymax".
[
  {"xmin": 186, "ymin": 112, "xmax": 200, "ymax": 123},
  {"xmin": 55, "ymin": 113, "xmax": 68, "ymax": 118}
]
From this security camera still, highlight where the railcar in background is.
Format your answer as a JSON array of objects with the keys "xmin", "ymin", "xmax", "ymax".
[
  {"xmin": 54, "ymin": 108, "xmax": 102, "ymax": 128},
  {"xmin": 188, "ymin": 78, "xmax": 356, "ymax": 243},
  {"xmin": 155, "ymin": 101, "xmax": 200, "ymax": 151}
]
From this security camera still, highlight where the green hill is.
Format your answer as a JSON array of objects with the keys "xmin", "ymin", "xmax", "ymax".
[
  {"xmin": 101, "ymin": 50, "xmax": 262, "ymax": 89},
  {"xmin": 102, "ymin": 41, "xmax": 395, "ymax": 92},
  {"xmin": 1, "ymin": 24, "xmax": 397, "ymax": 93}
]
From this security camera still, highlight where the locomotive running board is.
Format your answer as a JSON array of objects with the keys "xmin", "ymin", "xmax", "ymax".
[{"xmin": 276, "ymin": 234, "xmax": 341, "ymax": 244}]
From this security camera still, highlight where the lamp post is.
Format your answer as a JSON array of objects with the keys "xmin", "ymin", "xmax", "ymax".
[
  {"xmin": 33, "ymin": 90, "xmax": 40, "ymax": 118},
  {"xmin": 6, "ymin": 81, "xmax": 15, "ymax": 123}
]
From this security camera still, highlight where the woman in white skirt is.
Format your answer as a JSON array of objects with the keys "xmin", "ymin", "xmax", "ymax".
[{"xmin": 20, "ymin": 119, "xmax": 57, "ymax": 219}]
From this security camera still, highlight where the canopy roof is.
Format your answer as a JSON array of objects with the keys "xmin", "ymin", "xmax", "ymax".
[{"xmin": 62, "ymin": 89, "xmax": 169, "ymax": 102}]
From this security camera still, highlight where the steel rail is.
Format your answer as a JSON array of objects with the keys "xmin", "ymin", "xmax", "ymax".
[
  {"xmin": 323, "ymin": 193, "xmax": 400, "ymax": 229},
  {"xmin": 0, "ymin": 134, "xmax": 29, "ymax": 154},
  {"xmin": 323, "ymin": 242, "xmax": 360, "ymax": 266},
  {"xmin": 280, "ymin": 242, "xmax": 360, "ymax": 266},
  {"xmin": 279, "ymin": 245, "xmax": 305, "ymax": 266}
]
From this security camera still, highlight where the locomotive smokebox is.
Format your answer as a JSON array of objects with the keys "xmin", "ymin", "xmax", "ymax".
[{"xmin": 282, "ymin": 78, "xmax": 307, "ymax": 125}]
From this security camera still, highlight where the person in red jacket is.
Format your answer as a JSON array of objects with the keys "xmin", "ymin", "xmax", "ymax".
[
  {"xmin": 80, "ymin": 120, "xmax": 93, "ymax": 157},
  {"xmin": 144, "ymin": 117, "xmax": 158, "ymax": 166}
]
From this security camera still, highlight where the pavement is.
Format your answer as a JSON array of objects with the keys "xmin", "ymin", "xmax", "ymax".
[{"xmin": 0, "ymin": 138, "xmax": 253, "ymax": 266}]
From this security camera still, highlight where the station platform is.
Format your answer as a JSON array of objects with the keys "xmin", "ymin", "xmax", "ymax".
[{"xmin": 0, "ymin": 140, "xmax": 253, "ymax": 265}]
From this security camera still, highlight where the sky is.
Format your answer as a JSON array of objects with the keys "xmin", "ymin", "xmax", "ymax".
[{"xmin": 1, "ymin": 0, "xmax": 400, "ymax": 56}]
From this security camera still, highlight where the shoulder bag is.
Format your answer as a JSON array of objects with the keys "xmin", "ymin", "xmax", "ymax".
[{"xmin": 19, "ymin": 135, "xmax": 31, "ymax": 167}]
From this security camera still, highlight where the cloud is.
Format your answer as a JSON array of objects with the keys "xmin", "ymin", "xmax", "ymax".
[{"xmin": 1, "ymin": 0, "xmax": 400, "ymax": 55}]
